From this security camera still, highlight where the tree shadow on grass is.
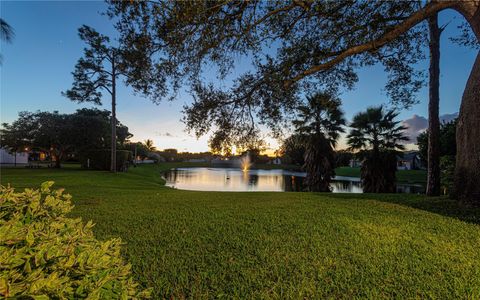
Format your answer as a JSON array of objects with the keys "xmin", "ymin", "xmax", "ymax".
[{"xmin": 327, "ymin": 193, "xmax": 480, "ymax": 225}]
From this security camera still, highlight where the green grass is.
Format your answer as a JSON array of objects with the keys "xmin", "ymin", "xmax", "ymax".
[{"xmin": 1, "ymin": 164, "xmax": 479, "ymax": 298}]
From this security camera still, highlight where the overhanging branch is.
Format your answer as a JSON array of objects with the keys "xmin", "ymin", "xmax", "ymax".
[{"xmin": 285, "ymin": 1, "xmax": 456, "ymax": 87}]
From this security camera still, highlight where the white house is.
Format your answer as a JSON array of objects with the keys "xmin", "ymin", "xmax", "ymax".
[
  {"xmin": 0, "ymin": 148, "xmax": 29, "ymax": 165},
  {"xmin": 349, "ymin": 151, "xmax": 423, "ymax": 170},
  {"xmin": 349, "ymin": 159, "xmax": 362, "ymax": 168},
  {"xmin": 397, "ymin": 152, "xmax": 423, "ymax": 170},
  {"xmin": 186, "ymin": 158, "xmax": 207, "ymax": 163}
]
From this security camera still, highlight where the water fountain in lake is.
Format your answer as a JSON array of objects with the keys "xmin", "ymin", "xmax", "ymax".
[{"xmin": 240, "ymin": 153, "xmax": 252, "ymax": 172}]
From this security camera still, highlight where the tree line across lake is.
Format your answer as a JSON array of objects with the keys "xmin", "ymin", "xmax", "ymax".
[{"xmin": 0, "ymin": 109, "xmax": 157, "ymax": 170}]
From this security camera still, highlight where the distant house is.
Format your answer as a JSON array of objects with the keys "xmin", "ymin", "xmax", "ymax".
[
  {"xmin": 186, "ymin": 158, "xmax": 207, "ymax": 163},
  {"xmin": 211, "ymin": 157, "xmax": 235, "ymax": 166},
  {"xmin": 349, "ymin": 159, "xmax": 362, "ymax": 168},
  {"xmin": 270, "ymin": 157, "xmax": 282, "ymax": 165},
  {"xmin": 397, "ymin": 151, "xmax": 423, "ymax": 170},
  {"xmin": 134, "ymin": 152, "xmax": 165, "ymax": 164},
  {"xmin": 349, "ymin": 151, "xmax": 423, "ymax": 170},
  {"xmin": 0, "ymin": 147, "xmax": 29, "ymax": 165},
  {"xmin": 136, "ymin": 159, "xmax": 156, "ymax": 164}
]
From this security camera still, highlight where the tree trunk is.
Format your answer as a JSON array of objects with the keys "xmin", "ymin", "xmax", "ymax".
[
  {"xmin": 111, "ymin": 53, "xmax": 117, "ymax": 173},
  {"xmin": 426, "ymin": 14, "xmax": 441, "ymax": 196},
  {"xmin": 14, "ymin": 151, "xmax": 17, "ymax": 167},
  {"xmin": 55, "ymin": 156, "xmax": 61, "ymax": 168},
  {"xmin": 53, "ymin": 150, "xmax": 62, "ymax": 168},
  {"xmin": 452, "ymin": 1, "xmax": 480, "ymax": 205},
  {"xmin": 454, "ymin": 53, "xmax": 480, "ymax": 205},
  {"xmin": 303, "ymin": 134, "xmax": 334, "ymax": 192}
]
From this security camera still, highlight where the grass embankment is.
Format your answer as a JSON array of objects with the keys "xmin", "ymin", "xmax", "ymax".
[
  {"xmin": 1, "ymin": 164, "xmax": 479, "ymax": 298},
  {"xmin": 335, "ymin": 166, "xmax": 427, "ymax": 183}
]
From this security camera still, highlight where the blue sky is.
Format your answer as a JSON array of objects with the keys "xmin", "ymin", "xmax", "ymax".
[{"xmin": 1, "ymin": 1, "xmax": 477, "ymax": 153}]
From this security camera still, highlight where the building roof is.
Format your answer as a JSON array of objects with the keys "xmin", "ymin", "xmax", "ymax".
[{"xmin": 398, "ymin": 151, "xmax": 419, "ymax": 161}]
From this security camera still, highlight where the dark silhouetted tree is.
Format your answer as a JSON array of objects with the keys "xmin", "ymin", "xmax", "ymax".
[
  {"xmin": 335, "ymin": 150, "xmax": 354, "ymax": 168},
  {"xmin": 293, "ymin": 92, "xmax": 345, "ymax": 192},
  {"xmin": 124, "ymin": 142, "xmax": 149, "ymax": 161},
  {"xmin": 63, "ymin": 25, "xmax": 128, "ymax": 172},
  {"xmin": 417, "ymin": 119, "xmax": 457, "ymax": 164},
  {"xmin": 143, "ymin": 139, "xmax": 156, "ymax": 152},
  {"xmin": 0, "ymin": 19, "xmax": 14, "ymax": 42},
  {"xmin": 0, "ymin": 18, "xmax": 14, "ymax": 64},
  {"xmin": 347, "ymin": 106, "xmax": 408, "ymax": 193},
  {"xmin": 1, "ymin": 109, "xmax": 132, "ymax": 168},
  {"xmin": 280, "ymin": 134, "xmax": 306, "ymax": 166},
  {"xmin": 1, "ymin": 112, "xmax": 34, "ymax": 166}
]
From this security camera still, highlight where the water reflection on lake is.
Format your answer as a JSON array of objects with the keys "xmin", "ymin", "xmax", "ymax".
[{"xmin": 163, "ymin": 168, "xmax": 425, "ymax": 193}]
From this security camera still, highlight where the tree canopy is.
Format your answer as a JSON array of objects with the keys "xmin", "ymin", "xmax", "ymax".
[
  {"xmin": 63, "ymin": 26, "xmax": 120, "ymax": 104},
  {"xmin": 417, "ymin": 119, "xmax": 457, "ymax": 164},
  {"xmin": 279, "ymin": 134, "xmax": 305, "ymax": 166},
  {"xmin": 110, "ymin": 0, "xmax": 480, "ymax": 203},
  {"xmin": 63, "ymin": 25, "xmax": 131, "ymax": 172},
  {"xmin": 0, "ymin": 18, "xmax": 14, "ymax": 43},
  {"xmin": 293, "ymin": 91, "xmax": 345, "ymax": 147},
  {"xmin": 0, "ymin": 109, "xmax": 132, "ymax": 167},
  {"xmin": 347, "ymin": 106, "xmax": 408, "ymax": 153},
  {"xmin": 293, "ymin": 91, "xmax": 345, "ymax": 191},
  {"xmin": 0, "ymin": 18, "xmax": 14, "ymax": 64},
  {"xmin": 108, "ymin": 0, "xmax": 432, "ymax": 145},
  {"xmin": 346, "ymin": 106, "xmax": 408, "ymax": 193}
]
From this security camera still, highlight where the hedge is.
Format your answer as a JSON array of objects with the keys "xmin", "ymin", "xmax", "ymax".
[
  {"xmin": 80, "ymin": 149, "xmax": 132, "ymax": 172},
  {"xmin": 0, "ymin": 182, "xmax": 151, "ymax": 299}
]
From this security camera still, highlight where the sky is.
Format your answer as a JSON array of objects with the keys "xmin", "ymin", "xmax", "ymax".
[{"xmin": 1, "ymin": 1, "xmax": 478, "ymax": 153}]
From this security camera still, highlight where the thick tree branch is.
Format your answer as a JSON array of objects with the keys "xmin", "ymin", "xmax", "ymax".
[{"xmin": 285, "ymin": 1, "xmax": 456, "ymax": 87}]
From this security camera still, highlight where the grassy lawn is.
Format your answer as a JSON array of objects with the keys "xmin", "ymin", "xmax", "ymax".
[{"xmin": 1, "ymin": 164, "xmax": 479, "ymax": 298}]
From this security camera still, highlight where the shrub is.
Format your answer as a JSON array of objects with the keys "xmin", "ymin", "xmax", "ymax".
[
  {"xmin": 360, "ymin": 151, "xmax": 397, "ymax": 193},
  {"xmin": 80, "ymin": 149, "xmax": 132, "ymax": 172},
  {"xmin": 0, "ymin": 182, "xmax": 150, "ymax": 299},
  {"xmin": 440, "ymin": 155, "xmax": 456, "ymax": 196}
]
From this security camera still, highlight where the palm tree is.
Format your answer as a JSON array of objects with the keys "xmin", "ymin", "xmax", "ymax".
[
  {"xmin": 0, "ymin": 19, "xmax": 14, "ymax": 43},
  {"xmin": 347, "ymin": 106, "xmax": 408, "ymax": 193},
  {"xmin": 293, "ymin": 92, "xmax": 346, "ymax": 192},
  {"xmin": 144, "ymin": 139, "xmax": 156, "ymax": 152},
  {"xmin": 1, "ymin": 18, "xmax": 14, "ymax": 64}
]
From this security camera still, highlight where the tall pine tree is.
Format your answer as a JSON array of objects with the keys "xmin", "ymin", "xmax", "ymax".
[{"xmin": 64, "ymin": 25, "xmax": 125, "ymax": 172}]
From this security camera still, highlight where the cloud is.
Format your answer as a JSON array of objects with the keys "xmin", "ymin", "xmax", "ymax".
[
  {"xmin": 402, "ymin": 114, "xmax": 427, "ymax": 143},
  {"xmin": 401, "ymin": 112, "xmax": 458, "ymax": 144},
  {"xmin": 440, "ymin": 112, "xmax": 458, "ymax": 124},
  {"xmin": 155, "ymin": 131, "xmax": 177, "ymax": 138}
]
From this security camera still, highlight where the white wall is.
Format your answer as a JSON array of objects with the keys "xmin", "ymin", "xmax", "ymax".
[
  {"xmin": 136, "ymin": 159, "xmax": 156, "ymax": 164},
  {"xmin": 0, "ymin": 148, "xmax": 29, "ymax": 164}
]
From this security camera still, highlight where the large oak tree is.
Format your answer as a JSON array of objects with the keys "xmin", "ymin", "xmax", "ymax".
[{"xmin": 1, "ymin": 109, "xmax": 131, "ymax": 168}]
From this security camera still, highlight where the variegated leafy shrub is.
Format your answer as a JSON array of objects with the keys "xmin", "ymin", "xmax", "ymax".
[{"xmin": 0, "ymin": 181, "xmax": 150, "ymax": 299}]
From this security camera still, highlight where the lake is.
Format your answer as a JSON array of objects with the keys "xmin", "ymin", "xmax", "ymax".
[{"xmin": 163, "ymin": 167, "xmax": 425, "ymax": 193}]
